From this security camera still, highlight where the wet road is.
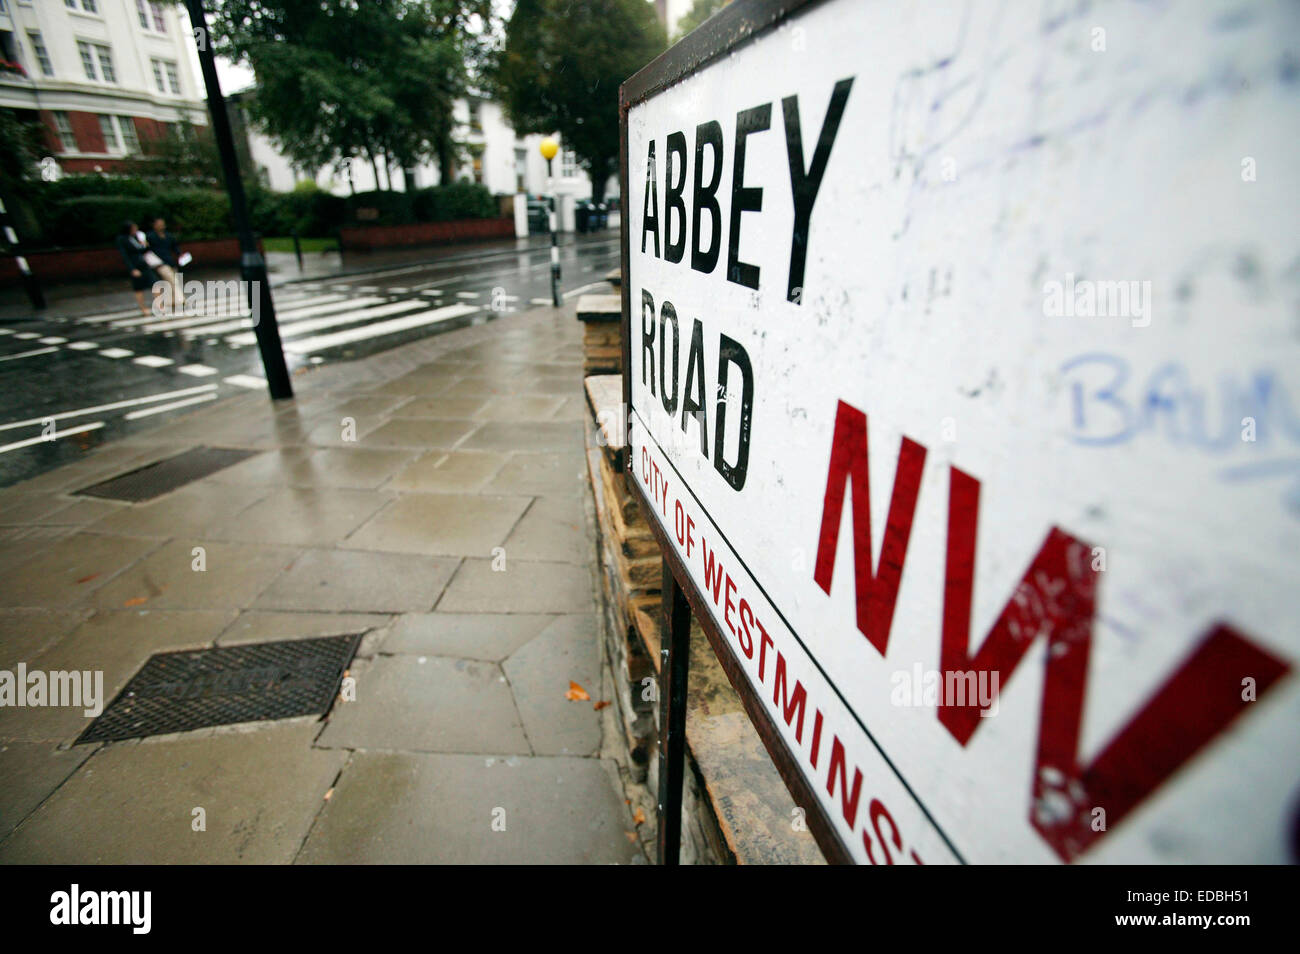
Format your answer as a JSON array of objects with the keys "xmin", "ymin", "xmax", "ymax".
[{"xmin": 0, "ymin": 232, "xmax": 621, "ymax": 487}]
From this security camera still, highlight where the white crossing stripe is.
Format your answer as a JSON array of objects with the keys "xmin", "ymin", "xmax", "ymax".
[
  {"xmin": 531, "ymin": 298, "xmax": 551, "ymax": 305},
  {"xmin": 456, "ymin": 291, "xmax": 480, "ymax": 299},
  {"xmin": 139, "ymin": 311, "xmax": 251, "ymax": 333},
  {"xmin": 285, "ymin": 304, "xmax": 477, "ymax": 354},
  {"xmin": 14, "ymin": 332, "xmax": 39, "ymax": 340},
  {"xmin": 177, "ymin": 364, "xmax": 219, "ymax": 377},
  {"xmin": 133, "ymin": 355, "xmax": 174, "ymax": 368},
  {"xmin": 225, "ymin": 299, "xmax": 426, "ymax": 346},
  {"xmin": 356, "ymin": 286, "xmax": 380, "ymax": 293},
  {"xmin": 38, "ymin": 337, "xmax": 67, "ymax": 344},
  {"xmin": 74, "ymin": 307, "xmax": 153, "ymax": 324},
  {"xmin": 0, "ymin": 421, "xmax": 104, "ymax": 455},
  {"xmin": 389, "ymin": 286, "xmax": 409, "ymax": 294},
  {"xmin": 275, "ymin": 293, "xmax": 348, "ymax": 314},
  {"xmin": 64, "ymin": 341, "xmax": 99, "ymax": 350},
  {"xmin": 124, "ymin": 393, "xmax": 218, "ymax": 419},
  {"xmin": 224, "ymin": 374, "xmax": 266, "ymax": 389},
  {"xmin": 0, "ymin": 347, "xmax": 59, "ymax": 362},
  {"xmin": 0, "ymin": 384, "xmax": 218, "ymax": 432},
  {"xmin": 99, "ymin": 348, "xmax": 134, "ymax": 359},
  {"xmin": 420, "ymin": 290, "xmax": 443, "ymax": 297},
  {"xmin": 0, "ymin": 329, "xmax": 13, "ymax": 335}
]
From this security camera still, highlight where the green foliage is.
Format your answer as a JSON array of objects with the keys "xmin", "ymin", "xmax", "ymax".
[
  {"xmin": 208, "ymin": 0, "xmax": 493, "ymax": 189},
  {"xmin": 494, "ymin": 0, "xmax": 666, "ymax": 201},
  {"xmin": 345, "ymin": 190, "xmax": 416, "ymax": 226},
  {"xmin": 122, "ymin": 120, "xmax": 225, "ymax": 187},
  {"xmin": 410, "ymin": 181, "xmax": 496, "ymax": 222},
  {"xmin": 48, "ymin": 197, "xmax": 152, "ymax": 247},
  {"xmin": 39, "ymin": 175, "xmax": 152, "ymax": 202}
]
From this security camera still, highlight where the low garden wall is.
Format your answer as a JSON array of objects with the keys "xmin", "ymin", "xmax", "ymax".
[
  {"xmin": 0, "ymin": 237, "xmax": 250, "ymax": 287},
  {"xmin": 339, "ymin": 217, "xmax": 514, "ymax": 252}
]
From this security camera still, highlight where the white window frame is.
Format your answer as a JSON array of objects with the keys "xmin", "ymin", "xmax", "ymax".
[
  {"xmin": 164, "ymin": 60, "xmax": 180, "ymax": 94},
  {"xmin": 93, "ymin": 43, "xmax": 115, "ymax": 83},
  {"xmin": 76, "ymin": 40, "xmax": 98, "ymax": 81},
  {"xmin": 98, "ymin": 113, "xmax": 122, "ymax": 154},
  {"xmin": 561, "ymin": 149, "xmax": 577, "ymax": 179},
  {"xmin": 117, "ymin": 116, "xmax": 140, "ymax": 155},
  {"xmin": 52, "ymin": 111, "xmax": 75, "ymax": 153},
  {"xmin": 27, "ymin": 31, "xmax": 53, "ymax": 77}
]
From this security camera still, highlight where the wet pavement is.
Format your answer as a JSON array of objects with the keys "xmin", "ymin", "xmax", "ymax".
[{"xmin": 0, "ymin": 232, "xmax": 620, "ymax": 487}]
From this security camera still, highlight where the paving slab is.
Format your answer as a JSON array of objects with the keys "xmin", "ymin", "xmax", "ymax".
[
  {"xmin": 438, "ymin": 559, "xmax": 595, "ymax": 614},
  {"xmin": 0, "ymin": 740, "xmax": 98, "ymax": 842},
  {"xmin": 90, "ymin": 538, "xmax": 297, "ymax": 611},
  {"xmin": 384, "ymin": 450, "xmax": 508, "ymax": 493},
  {"xmin": 486, "ymin": 452, "xmax": 586, "ymax": 496},
  {"xmin": 296, "ymin": 751, "xmax": 643, "ymax": 864},
  {"xmin": 0, "ymin": 722, "xmax": 347, "ymax": 864},
  {"xmin": 392, "ymin": 396, "xmax": 487, "ymax": 419},
  {"xmin": 458, "ymin": 420, "xmax": 583, "ymax": 453},
  {"xmin": 346, "ymin": 492, "xmax": 530, "ymax": 556},
  {"xmin": 0, "ymin": 532, "xmax": 162, "ymax": 607},
  {"xmin": 0, "ymin": 608, "xmax": 90, "ymax": 670},
  {"xmin": 254, "ymin": 548, "xmax": 459, "ymax": 613},
  {"xmin": 0, "ymin": 494, "xmax": 125, "ymax": 527},
  {"xmin": 360, "ymin": 418, "xmax": 479, "ymax": 449},
  {"xmin": 503, "ymin": 614, "xmax": 603, "ymax": 756},
  {"xmin": 379, "ymin": 612, "xmax": 553, "ymax": 661},
  {"xmin": 206, "ymin": 487, "xmax": 391, "ymax": 546},
  {"xmin": 213, "ymin": 447, "xmax": 418, "ymax": 489},
  {"xmin": 84, "ymin": 482, "xmax": 271, "ymax": 539},
  {"xmin": 501, "ymin": 495, "xmax": 589, "ymax": 563},
  {"xmin": 472, "ymin": 395, "xmax": 567, "ymax": 420},
  {"xmin": 316, "ymin": 654, "xmax": 529, "ymax": 755},
  {"xmin": 217, "ymin": 610, "xmax": 392, "ymax": 646}
]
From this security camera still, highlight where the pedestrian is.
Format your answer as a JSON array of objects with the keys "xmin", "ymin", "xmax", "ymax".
[
  {"xmin": 115, "ymin": 220, "xmax": 158, "ymax": 317},
  {"xmin": 145, "ymin": 215, "xmax": 183, "ymax": 313}
]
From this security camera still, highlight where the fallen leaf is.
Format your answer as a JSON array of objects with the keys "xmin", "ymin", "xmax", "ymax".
[
  {"xmin": 625, "ymin": 831, "xmax": 638, "ymax": 842},
  {"xmin": 123, "ymin": 597, "xmax": 148, "ymax": 607},
  {"xmin": 565, "ymin": 680, "xmax": 590, "ymax": 702},
  {"xmin": 593, "ymin": 699, "xmax": 610, "ymax": 711},
  {"xmin": 75, "ymin": 573, "xmax": 100, "ymax": 585},
  {"xmin": 633, "ymin": 807, "xmax": 646, "ymax": 826},
  {"xmin": 323, "ymin": 788, "xmax": 334, "ymax": 801}
]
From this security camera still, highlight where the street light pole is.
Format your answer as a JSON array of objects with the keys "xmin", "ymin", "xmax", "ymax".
[
  {"xmin": 539, "ymin": 137, "xmax": 560, "ymax": 307},
  {"xmin": 185, "ymin": 0, "xmax": 292, "ymax": 400}
]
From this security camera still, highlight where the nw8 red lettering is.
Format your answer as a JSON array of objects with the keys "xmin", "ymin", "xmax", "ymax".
[{"xmin": 637, "ymin": 437, "xmax": 925, "ymax": 863}]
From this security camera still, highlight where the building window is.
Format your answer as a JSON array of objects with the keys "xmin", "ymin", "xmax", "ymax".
[
  {"xmin": 52, "ymin": 111, "xmax": 76, "ymax": 153},
  {"xmin": 151, "ymin": 58, "xmax": 179, "ymax": 93},
  {"xmin": 27, "ymin": 32, "xmax": 53, "ymax": 77},
  {"xmin": 98, "ymin": 113, "xmax": 121, "ymax": 153},
  {"xmin": 136, "ymin": 0, "xmax": 166, "ymax": 32},
  {"xmin": 151, "ymin": 59, "xmax": 165, "ymax": 92},
  {"xmin": 468, "ymin": 100, "xmax": 482, "ymax": 132},
  {"xmin": 164, "ymin": 61, "xmax": 179, "ymax": 93},
  {"xmin": 76, "ymin": 40, "xmax": 97, "ymax": 80},
  {"xmin": 66, "ymin": 0, "xmax": 99, "ymax": 13},
  {"xmin": 77, "ymin": 41, "xmax": 115, "ymax": 83},
  {"xmin": 561, "ymin": 149, "xmax": 576, "ymax": 178},
  {"xmin": 117, "ymin": 116, "xmax": 140, "ymax": 155}
]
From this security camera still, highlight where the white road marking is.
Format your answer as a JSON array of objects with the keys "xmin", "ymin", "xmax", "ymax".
[
  {"xmin": 285, "ymin": 304, "xmax": 478, "ymax": 354},
  {"xmin": 356, "ymin": 286, "xmax": 380, "ymax": 293},
  {"xmin": 0, "ymin": 421, "xmax": 104, "ymax": 455},
  {"xmin": 74, "ymin": 307, "xmax": 153, "ymax": 324},
  {"xmin": 0, "ymin": 329, "xmax": 14, "ymax": 336},
  {"xmin": 177, "ymin": 364, "xmax": 219, "ymax": 377},
  {"xmin": 224, "ymin": 374, "xmax": 266, "ymax": 389},
  {"xmin": 0, "ymin": 385, "xmax": 218, "ymax": 432},
  {"xmin": 225, "ymin": 299, "xmax": 425, "ymax": 345},
  {"xmin": 420, "ymin": 290, "xmax": 443, "ymax": 297},
  {"xmin": 15, "ymin": 332, "xmax": 40, "ymax": 340},
  {"xmin": 530, "ymin": 298, "xmax": 552, "ymax": 305},
  {"xmin": 139, "ymin": 312, "xmax": 251, "ymax": 333},
  {"xmin": 0, "ymin": 346, "xmax": 59, "ymax": 362},
  {"xmin": 133, "ymin": 355, "xmax": 174, "ymax": 367},
  {"xmin": 124, "ymin": 393, "xmax": 218, "ymax": 419},
  {"xmin": 456, "ymin": 291, "xmax": 480, "ymax": 299},
  {"xmin": 562, "ymin": 282, "xmax": 607, "ymax": 299},
  {"xmin": 38, "ymin": 336, "xmax": 67, "ymax": 344},
  {"xmin": 99, "ymin": 348, "xmax": 134, "ymax": 359},
  {"xmin": 388, "ymin": 286, "xmax": 409, "ymax": 294}
]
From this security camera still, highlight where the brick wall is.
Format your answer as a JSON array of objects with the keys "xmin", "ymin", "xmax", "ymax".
[
  {"xmin": 0, "ymin": 237, "xmax": 251, "ymax": 287},
  {"xmin": 340, "ymin": 217, "xmax": 514, "ymax": 252}
]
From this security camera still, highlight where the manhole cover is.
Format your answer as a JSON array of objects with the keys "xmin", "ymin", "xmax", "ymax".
[
  {"xmin": 78, "ymin": 634, "xmax": 361, "ymax": 744},
  {"xmin": 74, "ymin": 447, "xmax": 259, "ymax": 502}
]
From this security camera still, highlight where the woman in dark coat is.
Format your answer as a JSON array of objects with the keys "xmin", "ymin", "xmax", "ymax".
[{"xmin": 115, "ymin": 220, "xmax": 158, "ymax": 316}]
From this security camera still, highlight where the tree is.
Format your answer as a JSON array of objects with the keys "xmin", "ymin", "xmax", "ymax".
[
  {"xmin": 674, "ymin": 0, "xmax": 729, "ymax": 41},
  {"xmin": 207, "ymin": 0, "xmax": 492, "ymax": 190},
  {"xmin": 124, "ymin": 118, "xmax": 225, "ymax": 187},
  {"xmin": 495, "ymin": 0, "xmax": 666, "ymax": 203}
]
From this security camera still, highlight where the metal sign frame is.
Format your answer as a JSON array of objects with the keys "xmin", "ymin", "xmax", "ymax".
[{"xmin": 617, "ymin": 0, "xmax": 853, "ymax": 865}]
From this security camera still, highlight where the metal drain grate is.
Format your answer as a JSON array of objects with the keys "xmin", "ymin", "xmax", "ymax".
[
  {"xmin": 78, "ymin": 634, "xmax": 361, "ymax": 744},
  {"xmin": 74, "ymin": 447, "xmax": 260, "ymax": 502}
]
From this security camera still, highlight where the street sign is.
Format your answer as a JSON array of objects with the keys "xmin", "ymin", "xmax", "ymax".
[{"xmin": 619, "ymin": 0, "xmax": 1298, "ymax": 864}]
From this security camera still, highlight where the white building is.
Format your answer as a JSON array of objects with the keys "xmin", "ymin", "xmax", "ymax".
[
  {"xmin": 233, "ymin": 90, "xmax": 613, "ymax": 203},
  {"xmin": 0, "ymin": 0, "xmax": 207, "ymax": 172}
]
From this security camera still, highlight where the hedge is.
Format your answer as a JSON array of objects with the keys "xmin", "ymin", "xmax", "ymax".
[{"xmin": 34, "ymin": 179, "xmax": 498, "ymax": 248}]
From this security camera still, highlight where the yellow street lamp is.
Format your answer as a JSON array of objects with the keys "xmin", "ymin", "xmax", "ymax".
[{"xmin": 540, "ymin": 137, "xmax": 561, "ymax": 305}]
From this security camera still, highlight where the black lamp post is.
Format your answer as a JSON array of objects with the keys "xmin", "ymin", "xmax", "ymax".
[{"xmin": 185, "ymin": 0, "xmax": 292, "ymax": 400}]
